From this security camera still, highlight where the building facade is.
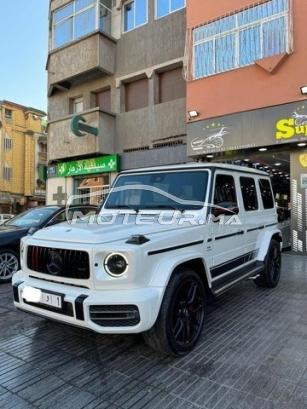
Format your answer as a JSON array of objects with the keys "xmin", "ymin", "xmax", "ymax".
[
  {"xmin": 185, "ymin": 0, "xmax": 307, "ymax": 254},
  {"xmin": 0, "ymin": 101, "xmax": 47, "ymax": 213},
  {"xmin": 46, "ymin": 0, "xmax": 189, "ymax": 206}
]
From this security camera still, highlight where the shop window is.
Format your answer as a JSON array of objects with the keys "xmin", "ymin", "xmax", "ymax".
[
  {"xmin": 193, "ymin": 0, "xmax": 291, "ymax": 79},
  {"xmin": 125, "ymin": 78, "xmax": 148, "ymax": 112},
  {"xmin": 123, "ymin": 0, "xmax": 147, "ymax": 32},
  {"xmin": 95, "ymin": 88, "xmax": 111, "ymax": 111},
  {"xmin": 156, "ymin": 0, "xmax": 185, "ymax": 19},
  {"xmin": 75, "ymin": 175, "xmax": 110, "ymax": 206},
  {"xmin": 158, "ymin": 67, "xmax": 185, "ymax": 103}
]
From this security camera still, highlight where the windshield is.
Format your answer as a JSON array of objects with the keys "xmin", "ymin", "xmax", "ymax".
[
  {"xmin": 5, "ymin": 208, "xmax": 56, "ymax": 228},
  {"xmin": 104, "ymin": 170, "xmax": 209, "ymax": 211}
]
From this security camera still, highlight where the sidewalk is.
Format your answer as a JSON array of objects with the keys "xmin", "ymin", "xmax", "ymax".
[{"xmin": 0, "ymin": 250, "xmax": 307, "ymax": 409}]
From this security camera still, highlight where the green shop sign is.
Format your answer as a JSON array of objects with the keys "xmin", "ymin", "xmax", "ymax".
[{"xmin": 57, "ymin": 155, "xmax": 119, "ymax": 177}]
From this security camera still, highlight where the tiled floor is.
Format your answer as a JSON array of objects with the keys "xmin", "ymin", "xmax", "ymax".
[{"xmin": 1, "ymin": 250, "xmax": 307, "ymax": 408}]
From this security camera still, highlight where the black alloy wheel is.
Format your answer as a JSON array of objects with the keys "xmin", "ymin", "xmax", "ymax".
[{"xmin": 143, "ymin": 268, "xmax": 206, "ymax": 357}]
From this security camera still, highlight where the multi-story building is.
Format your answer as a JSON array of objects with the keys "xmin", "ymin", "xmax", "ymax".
[
  {"xmin": 46, "ymin": 0, "xmax": 188, "ymax": 206},
  {"xmin": 185, "ymin": 0, "xmax": 307, "ymax": 254},
  {"xmin": 0, "ymin": 101, "xmax": 47, "ymax": 213}
]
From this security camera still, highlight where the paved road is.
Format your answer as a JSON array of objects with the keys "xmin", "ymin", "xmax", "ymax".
[{"xmin": 1, "ymin": 250, "xmax": 307, "ymax": 408}]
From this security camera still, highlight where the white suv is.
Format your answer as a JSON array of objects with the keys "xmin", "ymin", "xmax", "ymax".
[{"xmin": 12, "ymin": 163, "xmax": 282, "ymax": 357}]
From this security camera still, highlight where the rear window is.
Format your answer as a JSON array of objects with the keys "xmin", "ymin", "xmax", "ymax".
[{"xmin": 258, "ymin": 178, "xmax": 274, "ymax": 209}]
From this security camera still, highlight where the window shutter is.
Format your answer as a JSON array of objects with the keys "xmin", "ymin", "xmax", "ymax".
[
  {"xmin": 159, "ymin": 67, "xmax": 185, "ymax": 103},
  {"xmin": 96, "ymin": 89, "xmax": 111, "ymax": 111},
  {"xmin": 125, "ymin": 78, "xmax": 148, "ymax": 112}
]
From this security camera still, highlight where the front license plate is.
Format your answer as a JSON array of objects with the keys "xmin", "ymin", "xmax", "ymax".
[
  {"xmin": 22, "ymin": 286, "xmax": 63, "ymax": 309},
  {"xmin": 40, "ymin": 292, "xmax": 62, "ymax": 309}
]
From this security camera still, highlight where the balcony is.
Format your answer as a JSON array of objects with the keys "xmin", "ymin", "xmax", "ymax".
[
  {"xmin": 47, "ymin": 32, "xmax": 116, "ymax": 96},
  {"xmin": 47, "ymin": 108, "xmax": 115, "ymax": 162}
]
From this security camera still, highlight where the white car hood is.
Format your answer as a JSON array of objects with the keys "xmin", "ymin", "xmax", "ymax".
[{"xmin": 31, "ymin": 212, "xmax": 196, "ymax": 245}]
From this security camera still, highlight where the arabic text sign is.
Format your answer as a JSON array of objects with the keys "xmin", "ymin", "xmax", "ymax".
[{"xmin": 57, "ymin": 155, "xmax": 119, "ymax": 177}]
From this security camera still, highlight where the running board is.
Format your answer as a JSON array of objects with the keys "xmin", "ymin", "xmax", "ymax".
[{"xmin": 212, "ymin": 265, "xmax": 264, "ymax": 296}]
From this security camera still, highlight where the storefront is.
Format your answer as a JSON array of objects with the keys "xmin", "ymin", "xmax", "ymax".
[
  {"xmin": 187, "ymin": 101, "xmax": 307, "ymax": 255},
  {"xmin": 46, "ymin": 154, "xmax": 119, "ymax": 207}
]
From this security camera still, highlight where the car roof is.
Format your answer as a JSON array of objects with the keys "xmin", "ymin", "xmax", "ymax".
[{"xmin": 119, "ymin": 162, "xmax": 270, "ymax": 177}]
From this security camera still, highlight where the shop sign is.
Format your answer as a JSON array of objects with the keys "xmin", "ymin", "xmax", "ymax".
[
  {"xmin": 275, "ymin": 107, "xmax": 307, "ymax": 139},
  {"xmin": 34, "ymin": 189, "xmax": 46, "ymax": 197},
  {"xmin": 187, "ymin": 101, "xmax": 307, "ymax": 156},
  {"xmin": 47, "ymin": 166, "xmax": 57, "ymax": 178},
  {"xmin": 57, "ymin": 154, "xmax": 119, "ymax": 177}
]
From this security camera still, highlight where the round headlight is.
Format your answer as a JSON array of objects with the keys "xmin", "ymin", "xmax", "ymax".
[{"xmin": 104, "ymin": 253, "xmax": 128, "ymax": 277}]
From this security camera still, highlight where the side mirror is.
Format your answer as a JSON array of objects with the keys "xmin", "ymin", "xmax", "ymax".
[{"xmin": 213, "ymin": 202, "xmax": 239, "ymax": 217}]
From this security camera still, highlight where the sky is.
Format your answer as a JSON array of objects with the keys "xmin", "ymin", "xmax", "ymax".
[{"xmin": 0, "ymin": 1, "xmax": 49, "ymax": 114}]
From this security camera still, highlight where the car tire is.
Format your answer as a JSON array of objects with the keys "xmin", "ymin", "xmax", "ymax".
[
  {"xmin": 142, "ymin": 268, "xmax": 206, "ymax": 357},
  {"xmin": 0, "ymin": 249, "xmax": 19, "ymax": 283},
  {"xmin": 254, "ymin": 239, "xmax": 281, "ymax": 288}
]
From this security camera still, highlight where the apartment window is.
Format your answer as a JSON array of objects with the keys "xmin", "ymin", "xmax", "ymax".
[
  {"xmin": 158, "ymin": 67, "xmax": 185, "ymax": 103},
  {"xmin": 95, "ymin": 89, "xmax": 111, "ymax": 111},
  {"xmin": 156, "ymin": 0, "xmax": 185, "ymax": 19},
  {"xmin": 53, "ymin": 0, "xmax": 112, "ymax": 49},
  {"xmin": 100, "ymin": 0, "xmax": 112, "ymax": 33},
  {"xmin": 193, "ymin": 0, "xmax": 290, "ymax": 79},
  {"xmin": 5, "ymin": 109, "xmax": 12, "ymax": 120},
  {"xmin": 70, "ymin": 97, "xmax": 84, "ymax": 113},
  {"xmin": 123, "ymin": 0, "xmax": 147, "ymax": 32},
  {"xmin": 3, "ymin": 163, "xmax": 12, "ymax": 182},
  {"xmin": 4, "ymin": 134, "xmax": 12, "ymax": 152},
  {"xmin": 125, "ymin": 78, "xmax": 148, "ymax": 112}
]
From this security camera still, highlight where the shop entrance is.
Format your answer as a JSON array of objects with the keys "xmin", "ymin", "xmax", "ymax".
[{"xmin": 74, "ymin": 175, "xmax": 110, "ymax": 206}]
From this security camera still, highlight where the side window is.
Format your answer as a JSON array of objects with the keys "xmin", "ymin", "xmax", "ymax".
[
  {"xmin": 240, "ymin": 177, "xmax": 258, "ymax": 211},
  {"xmin": 214, "ymin": 174, "xmax": 237, "ymax": 206},
  {"xmin": 52, "ymin": 211, "xmax": 66, "ymax": 223},
  {"xmin": 259, "ymin": 178, "xmax": 274, "ymax": 209}
]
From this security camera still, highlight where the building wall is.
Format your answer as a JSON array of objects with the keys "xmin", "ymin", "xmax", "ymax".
[
  {"xmin": 186, "ymin": 0, "xmax": 307, "ymax": 120},
  {"xmin": 47, "ymin": 0, "xmax": 188, "ymax": 170},
  {"xmin": 0, "ymin": 101, "xmax": 46, "ymax": 212}
]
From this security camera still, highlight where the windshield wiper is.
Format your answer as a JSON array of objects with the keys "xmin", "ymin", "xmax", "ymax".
[
  {"xmin": 154, "ymin": 205, "xmax": 184, "ymax": 213},
  {"xmin": 108, "ymin": 205, "xmax": 139, "ymax": 213}
]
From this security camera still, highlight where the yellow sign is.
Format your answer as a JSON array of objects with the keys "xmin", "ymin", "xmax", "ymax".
[
  {"xmin": 299, "ymin": 154, "xmax": 307, "ymax": 168},
  {"xmin": 276, "ymin": 118, "xmax": 307, "ymax": 139}
]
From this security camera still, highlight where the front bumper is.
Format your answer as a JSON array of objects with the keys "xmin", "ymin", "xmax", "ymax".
[{"xmin": 12, "ymin": 276, "xmax": 163, "ymax": 334}]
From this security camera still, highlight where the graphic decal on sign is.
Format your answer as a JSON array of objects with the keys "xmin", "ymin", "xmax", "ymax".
[{"xmin": 191, "ymin": 125, "xmax": 230, "ymax": 151}]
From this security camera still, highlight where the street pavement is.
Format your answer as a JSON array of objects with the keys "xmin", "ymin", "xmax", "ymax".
[{"xmin": 1, "ymin": 249, "xmax": 307, "ymax": 408}]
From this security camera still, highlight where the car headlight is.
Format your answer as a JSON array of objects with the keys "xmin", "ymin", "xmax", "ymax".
[{"xmin": 104, "ymin": 253, "xmax": 128, "ymax": 277}]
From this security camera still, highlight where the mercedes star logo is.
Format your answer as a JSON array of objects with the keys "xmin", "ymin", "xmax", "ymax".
[{"xmin": 46, "ymin": 250, "xmax": 63, "ymax": 275}]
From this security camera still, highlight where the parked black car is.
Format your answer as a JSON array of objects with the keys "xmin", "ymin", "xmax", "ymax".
[{"xmin": 0, "ymin": 204, "xmax": 97, "ymax": 283}]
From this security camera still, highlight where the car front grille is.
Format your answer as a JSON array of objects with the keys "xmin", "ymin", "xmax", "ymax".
[
  {"xmin": 27, "ymin": 246, "xmax": 90, "ymax": 279},
  {"xmin": 89, "ymin": 305, "xmax": 140, "ymax": 327}
]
